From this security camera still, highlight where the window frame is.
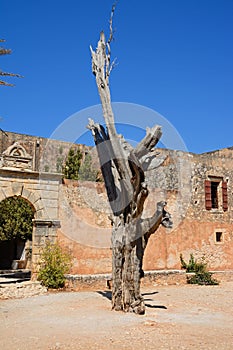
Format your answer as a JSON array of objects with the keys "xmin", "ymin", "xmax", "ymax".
[
  {"xmin": 214, "ymin": 229, "xmax": 225, "ymax": 244},
  {"xmin": 205, "ymin": 177, "xmax": 228, "ymax": 212}
]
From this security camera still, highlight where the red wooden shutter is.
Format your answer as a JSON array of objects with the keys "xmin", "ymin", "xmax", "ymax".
[
  {"xmin": 222, "ymin": 181, "xmax": 228, "ymax": 211},
  {"xmin": 204, "ymin": 180, "xmax": 212, "ymax": 210}
]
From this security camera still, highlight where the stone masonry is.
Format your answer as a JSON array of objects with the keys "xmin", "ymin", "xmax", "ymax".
[
  {"xmin": 58, "ymin": 147, "xmax": 233, "ymax": 274},
  {"xmin": 0, "ymin": 131, "xmax": 233, "ymax": 275}
]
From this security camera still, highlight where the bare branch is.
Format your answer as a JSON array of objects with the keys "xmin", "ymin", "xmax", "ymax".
[
  {"xmin": 105, "ymin": 1, "xmax": 118, "ymax": 78},
  {"xmin": 134, "ymin": 125, "xmax": 162, "ymax": 159},
  {"xmin": 140, "ymin": 201, "xmax": 171, "ymax": 236},
  {"xmin": 107, "ymin": 1, "xmax": 118, "ymax": 45},
  {"xmin": 87, "ymin": 119, "xmax": 117, "ymax": 205},
  {"xmin": 0, "ymin": 48, "xmax": 12, "ymax": 55},
  {"xmin": 0, "ymin": 71, "xmax": 23, "ymax": 78},
  {"xmin": 141, "ymin": 152, "xmax": 167, "ymax": 171},
  {"xmin": 0, "ymin": 39, "xmax": 23, "ymax": 86},
  {"xmin": 126, "ymin": 201, "xmax": 172, "ymax": 244},
  {"xmin": 108, "ymin": 57, "xmax": 118, "ymax": 76},
  {"xmin": 0, "ymin": 80, "xmax": 14, "ymax": 86}
]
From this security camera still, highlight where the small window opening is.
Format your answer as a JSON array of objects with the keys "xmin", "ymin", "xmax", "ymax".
[
  {"xmin": 215, "ymin": 232, "xmax": 223, "ymax": 243},
  {"xmin": 211, "ymin": 182, "xmax": 219, "ymax": 209}
]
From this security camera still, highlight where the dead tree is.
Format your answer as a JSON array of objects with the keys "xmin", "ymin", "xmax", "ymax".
[{"xmin": 87, "ymin": 5, "xmax": 172, "ymax": 314}]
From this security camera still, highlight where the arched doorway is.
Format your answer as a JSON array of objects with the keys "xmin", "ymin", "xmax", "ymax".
[{"xmin": 0, "ymin": 196, "xmax": 35, "ymax": 270}]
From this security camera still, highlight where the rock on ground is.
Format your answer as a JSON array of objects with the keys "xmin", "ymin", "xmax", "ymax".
[{"xmin": 0, "ymin": 281, "xmax": 47, "ymax": 300}]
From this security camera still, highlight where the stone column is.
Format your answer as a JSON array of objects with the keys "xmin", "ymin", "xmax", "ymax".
[{"xmin": 31, "ymin": 219, "xmax": 60, "ymax": 279}]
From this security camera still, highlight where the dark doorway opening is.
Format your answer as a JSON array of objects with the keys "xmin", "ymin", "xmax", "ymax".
[
  {"xmin": 0, "ymin": 196, "xmax": 34, "ymax": 271},
  {"xmin": 0, "ymin": 238, "xmax": 29, "ymax": 270}
]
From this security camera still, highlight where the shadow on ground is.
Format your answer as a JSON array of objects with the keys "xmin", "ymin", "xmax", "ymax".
[{"xmin": 97, "ymin": 290, "xmax": 167, "ymax": 309}]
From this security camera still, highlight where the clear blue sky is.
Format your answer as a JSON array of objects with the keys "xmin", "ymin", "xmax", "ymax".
[{"xmin": 1, "ymin": 0, "xmax": 233, "ymax": 153}]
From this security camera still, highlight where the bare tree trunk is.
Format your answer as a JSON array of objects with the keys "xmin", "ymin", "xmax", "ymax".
[{"xmin": 87, "ymin": 5, "xmax": 172, "ymax": 314}]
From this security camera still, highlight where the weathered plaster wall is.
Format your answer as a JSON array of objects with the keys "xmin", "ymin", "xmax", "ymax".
[
  {"xmin": 58, "ymin": 147, "xmax": 233, "ymax": 274},
  {"xmin": 58, "ymin": 180, "xmax": 112, "ymax": 274},
  {"xmin": 145, "ymin": 148, "xmax": 233, "ymax": 271},
  {"xmin": 1, "ymin": 131, "xmax": 232, "ymax": 274}
]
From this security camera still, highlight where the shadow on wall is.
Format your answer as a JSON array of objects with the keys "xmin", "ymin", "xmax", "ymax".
[{"xmin": 0, "ymin": 238, "xmax": 30, "ymax": 270}]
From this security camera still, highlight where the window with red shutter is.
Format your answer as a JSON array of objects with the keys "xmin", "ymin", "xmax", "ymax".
[
  {"xmin": 204, "ymin": 180, "xmax": 212, "ymax": 210},
  {"xmin": 222, "ymin": 181, "xmax": 228, "ymax": 211},
  {"xmin": 205, "ymin": 178, "xmax": 228, "ymax": 212}
]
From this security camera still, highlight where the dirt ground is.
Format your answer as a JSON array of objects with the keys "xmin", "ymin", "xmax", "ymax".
[{"xmin": 1, "ymin": 281, "xmax": 233, "ymax": 350}]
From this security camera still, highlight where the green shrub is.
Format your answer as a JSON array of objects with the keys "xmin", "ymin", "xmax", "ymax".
[
  {"xmin": 180, "ymin": 253, "xmax": 219, "ymax": 285},
  {"xmin": 187, "ymin": 271, "xmax": 219, "ymax": 285},
  {"xmin": 63, "ymin": 147, "xmax": 82, "ymax": 180},
  {"xmin": 38, "ymin": 241, "xmax": 72, "ymax": 289},
  {"xmin": 63, "ymin": 147, "xmax": 100, "ymax": 181},
  {"xmin": 0, "ymin": 196, "xmax": 35, "ymax": 241}
]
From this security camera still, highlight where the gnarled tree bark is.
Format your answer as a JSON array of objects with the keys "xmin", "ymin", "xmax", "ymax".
[{"xmin": 87, "ymin": 5, "xmax": 172, "ymax": 314}]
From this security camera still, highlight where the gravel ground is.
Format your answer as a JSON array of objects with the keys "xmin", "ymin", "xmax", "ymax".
[{"xmin": 1, "ymin": 281, "xmax": 233, "ymax": 350}]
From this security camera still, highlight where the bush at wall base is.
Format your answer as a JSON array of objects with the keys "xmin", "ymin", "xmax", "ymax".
[
  {"xmin": 38, "ymin": 241, "xmax": 72, "ymax": 289},
  {"xmin": 180, "ymin": 253, "xmax": 219, "ymax": 286}
]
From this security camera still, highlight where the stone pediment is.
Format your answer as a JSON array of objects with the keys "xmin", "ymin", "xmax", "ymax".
[{"xmin": 0, "ymin": 142, "xmax": 33, "ymax": 170}]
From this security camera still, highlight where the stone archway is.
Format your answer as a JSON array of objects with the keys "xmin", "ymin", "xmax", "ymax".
[
  {"xmin": 0, "ymin": 196, "xmax": 35, "ymax": 270},
  {"xmin": 0, "ymin": 166, "xmax": 61, "ymax": 277}
]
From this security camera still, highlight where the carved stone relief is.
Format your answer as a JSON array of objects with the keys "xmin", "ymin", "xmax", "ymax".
[{"xmin": 0, "ymin": 142, "xmax": 33, "ymax": 170}]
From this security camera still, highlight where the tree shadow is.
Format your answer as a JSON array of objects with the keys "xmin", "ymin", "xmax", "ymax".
[
  {"xmin": 142, "ymin": 291, "xmax": 167, "ymax": 309},
  {"xmin": 96, "ymin": 290, "xmax": 167, "ymax": 309},
  {"xmin": 145, "ymin": 304, "xmax": 167, "ymax": 309},
  {"xmin": 97, "ymin": 290, "xmax": 112, "ymax": 301},
  {"xmin": 142, "ymin": 291, "xmax": 159, "ymax": 296}
]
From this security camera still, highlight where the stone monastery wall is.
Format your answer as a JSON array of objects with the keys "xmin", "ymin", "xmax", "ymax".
[
  {"xmin": 0, "ymin": 131, "xmax": 90, "ymax": 174},
  {"xmin": 0, "ymin": 131, "xmax": 233, "ymax": 274},
  {"xmin": 58, "ymin": 147, "xmax": 233, "ymax": 274}
]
